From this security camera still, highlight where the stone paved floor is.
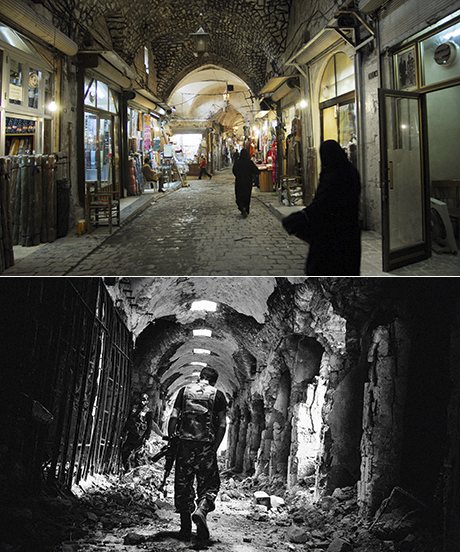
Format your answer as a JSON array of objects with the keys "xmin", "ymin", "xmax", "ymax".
[{"xmin": 3, "ymin": 170, "xmax": 460, "ymax": 276}]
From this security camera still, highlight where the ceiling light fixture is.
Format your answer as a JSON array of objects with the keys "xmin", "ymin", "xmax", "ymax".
[
  {"xmin": 193, "ymin": 348, "xmax": 211, "ymax": 355},
  {"xmin": 190, "ymin": 361, "xmax": 207, "ymax": 367},
  {"xmin": 190, "ymin": 27, "xmax": 210, "ymax": 58}
]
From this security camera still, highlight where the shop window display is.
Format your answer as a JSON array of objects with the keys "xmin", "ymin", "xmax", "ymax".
[
  {"xmin": 97, "ymin": 81, "xmax": 109, "ymax": 112},
  {"xmin": 85, "ymin": 113, "xmax": 98, "ymax": 182},
  {"xmin": 9, "ymin": 59, "xmax": 23, "ymax": 106},
  {"xmin": 28, "ymin": 68, "xmax": 41, "ymax": 109},
  {"xmin": 99, "ymin": 117, "xmax": 112, "ymax": 184},
  {"xmin": 320, "ymin": 57, "xmax": 336, "ymax": 102},
  {"xmin": 109, "ymin": 90, "xmax": 118, "ymax": 114},
  {"xmin": 420, "ymin": 21, "xmax": 460, "ymax": 87},
  {"xmin": 1, "ymin": 26, "xmax": 55, "ymax": 156},
  {"xmin": 319, "ymin": 52, "xmax": 357, "ymax": 163},
  {"xmin": 5, "ymin": 117, "xmax": 36, "ymax": 155},
  {"xmin": 84, "ymin": 78, "xmax": 97, "ymax": 108}
]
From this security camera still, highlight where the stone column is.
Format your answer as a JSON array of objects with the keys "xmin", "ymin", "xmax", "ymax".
[
  {"xmin": 288, "ymin": 376, "xmax": 327, "ymax": 488},
  {"xmin": 234, "ymin": 406, "xmax": 249, "ymax": 473},
  {"xmin": 358, "ymin": 320, "xmax": 411, "ymax": 517},
  {"xmin": 226, "ymin": 406, "xmax": 240, "ymax": 470},
  {"xmin": 244, "ymin": 398, "xmax": 264, "ymax": 474}
]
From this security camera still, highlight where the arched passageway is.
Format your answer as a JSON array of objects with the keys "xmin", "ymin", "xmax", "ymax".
[{"xmin": 1, "ymin": 277, "xmax": 459, "ymax": 551}]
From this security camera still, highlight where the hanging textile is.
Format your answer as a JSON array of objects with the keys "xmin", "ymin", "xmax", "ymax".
[
  {"xmin": 0, "ymin": 157, "xmax": 14, "ymax": 272},
  {"xmin": 3, "ymin": 154, "xmax": 60, "ymax": 247},
  {"xmin": 128, "ymin": 158, "xmax": 137, "ymax": 196},
  {"xmin": 134, "ymin": 155, "xmax": 143, "ymax": 194}
]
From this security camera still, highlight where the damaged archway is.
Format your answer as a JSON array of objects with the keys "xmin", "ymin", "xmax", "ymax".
[{"xmin": 1, "ymin": 277, "xmax": 459, "ymax": 551}]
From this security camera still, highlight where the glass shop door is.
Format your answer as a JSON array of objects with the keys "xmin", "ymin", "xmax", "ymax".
[{"xmin": 379, "ymin": 89, "xmax": 431, "ymax": 271}]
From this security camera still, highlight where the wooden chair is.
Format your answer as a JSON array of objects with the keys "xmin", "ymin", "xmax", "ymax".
[{"xmin": 85, "ymin": 181, "xmax": 120, "ymax": 234}]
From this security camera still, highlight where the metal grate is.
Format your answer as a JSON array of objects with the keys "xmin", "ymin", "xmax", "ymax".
[{"xmin": 1, "ymin": 278, "xmax": 132, "ymax": 495}]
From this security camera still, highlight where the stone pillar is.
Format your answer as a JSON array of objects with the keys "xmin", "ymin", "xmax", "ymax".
[
  {"xmin": 235, "ymin": 407, "xmax": 249, "ymax": 473},
  {"xmin": 288, "ymin": 376, "xmax": 327, "ymax": 488},
  {"xmin": 255, "ymin": 426, "xmax": 272, "ymax": 477},
  {"xmin": 226, "ymin": 406, "xmax": 240, "ymax": 470},
  {"xmin": 358, "ymin": 321, "xmax": 411, "ymax": 517},
  {"xmin": 244, "ymin": 398, "xmax": 264, "ymax": 474},
  {"xmin": 268, "ymin": 370, "xmax": 291, "ymax": 480}
]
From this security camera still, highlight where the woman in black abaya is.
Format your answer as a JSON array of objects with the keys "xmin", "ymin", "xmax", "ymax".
[
  {"xmin": 282, "ymin": 139, "xmax": 361, "ymax": 275},
  {"xmin": 233, "ymin": 148, "xmax": 259, "ymax": 218}
]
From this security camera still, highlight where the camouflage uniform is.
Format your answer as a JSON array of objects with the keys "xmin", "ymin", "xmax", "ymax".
[
  {"xmin": 121, "ymin": 403, "xmax": 152, "ymax": 470},
  {"xmin": 174, "ymin": 440, "xmax": 220, "ymax": 513},
  {"xmin": 173, "ymin": 382, "xmax": 226, "ymax": 514}
]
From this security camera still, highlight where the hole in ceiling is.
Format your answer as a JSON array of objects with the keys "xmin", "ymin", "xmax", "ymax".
[
  {"xmin": 193, "ymin": 329, "xmax": 213, "ymax": 337},
  {"xmin": 190, "ymin": 300, "xmax": 217, "ymax": 312}
]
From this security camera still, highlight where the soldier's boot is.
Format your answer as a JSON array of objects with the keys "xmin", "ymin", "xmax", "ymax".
[
  {"xmin": 178, "ymin": 512, "xmax": 192, "ymax": 541},
  {"xmin": 192, "ymin": 499, "xmax": 211, "ymax": 540}
]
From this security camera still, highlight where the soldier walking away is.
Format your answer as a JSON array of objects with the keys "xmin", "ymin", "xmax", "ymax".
[
  {"xmin": 121, "ymin": 393, "xmax": 155, "ymax": 471},
  {"xmin": 168, "ymin": 367, "xmax": 227, "ymax": 542}
]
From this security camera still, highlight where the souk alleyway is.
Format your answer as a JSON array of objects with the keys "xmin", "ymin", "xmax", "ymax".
[
  {"xmin": 3, "ymin": 171, "xmax": 307, "ymax": 277},
  {"xmin": 3, "ymin": 170, "xmax": 460, "ymax": 276},
  {"xmin": 1, "ymin": 278, "xmax": 459, "ymax": 552}
]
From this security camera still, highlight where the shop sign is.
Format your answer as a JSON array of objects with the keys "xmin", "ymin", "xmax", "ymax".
[
  {"xmin": 153, "ymin": 138, "xmax": 161, "ymax": 152},
  {"xmin": 164, "ymin": 144, "xmax": 173, "ymax": 158}
]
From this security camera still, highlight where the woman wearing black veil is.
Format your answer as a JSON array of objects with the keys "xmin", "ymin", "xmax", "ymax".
[
  {"xmin": 233, "ymin": 148, "xmax": 259, "ymax": 218},
  {"xmin": 283, "ymin": 139, "xmax": 361, "ymax": 275}
]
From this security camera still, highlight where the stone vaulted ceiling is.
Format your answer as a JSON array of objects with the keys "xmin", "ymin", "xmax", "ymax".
[
  {"xmin": 106, "ymin": 277, "xmax": 389, "ymax": 404},
  {"xmin": 44, "ymin": 0, "xmax": 292, "ymax": 97}
]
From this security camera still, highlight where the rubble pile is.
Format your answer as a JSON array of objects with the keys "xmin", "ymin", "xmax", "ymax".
[
  {"xmin": 243, "ymin": 484, "xmax": 442, "ymax": 552},
  {"xmin": 0, "ymin": 452, "xmax": 168, "ymax": 552},
  {"xmin": 219, "ymin": 473, "xmax": 253, "ymax": 502},
  {"xmin": 0, "ymin": 488, "xmax": 90, "ymax": 551}
]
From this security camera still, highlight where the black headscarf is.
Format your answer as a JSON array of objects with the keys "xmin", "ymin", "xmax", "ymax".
[
  {"xmin": 239, "ymin": 148, "xmax": 250, "ymax": 161},
  {"xmin": 320, "ymin": 140, "xmax": 350, "ymax": 172}
]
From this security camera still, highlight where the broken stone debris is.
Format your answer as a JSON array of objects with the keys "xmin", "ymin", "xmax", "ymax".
[
  {"xmin": 287, "ymin": 525, "xmax": 310, "ymax": 543},
  {"xmin": 123, "ymin": 531, "xmax": 147, "ymax": 544},
  {"xmin": 327, "ymin": 537, "xmax": 354, "ymax": 551},
  {"xmin": 254, "ymin": 490, "xmax": 271, "ymax": 509}
]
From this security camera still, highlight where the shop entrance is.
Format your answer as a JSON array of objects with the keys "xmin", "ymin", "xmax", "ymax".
[
  {"xmin": 380, "ymin": 17, "xmax": 460, "ymax": 271},
  {"xmin": 379, "ymin": 86, "xmax": 460, "ymax": 271},
  {"xmin": 84, "ymin": 112, "xmax": 114, "ymax": 187},
  {"xmin": 379, "ymin": 90, "xmax": 431, "ymax": 272},
  {"xmin": 426, "ymin": 85, "xmax": 460, "ymax": 250}
]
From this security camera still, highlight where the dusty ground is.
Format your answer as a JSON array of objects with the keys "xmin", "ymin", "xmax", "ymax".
[
  {"xmin": 67, "ymin": 494, "xmax": 296, "ymax": 552},
  {"xmin": 0, "ymin": 462, "xmax": 441, "ymax": 552}
]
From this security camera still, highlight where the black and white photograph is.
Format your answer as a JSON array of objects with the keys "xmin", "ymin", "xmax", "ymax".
[
  {"xmin": 1, "ymin": 277, "xmax": 459, "ymax": 552},
  {"xmin": 0, "ymin": 0, "xmax": 460, "ymax": 551}
]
